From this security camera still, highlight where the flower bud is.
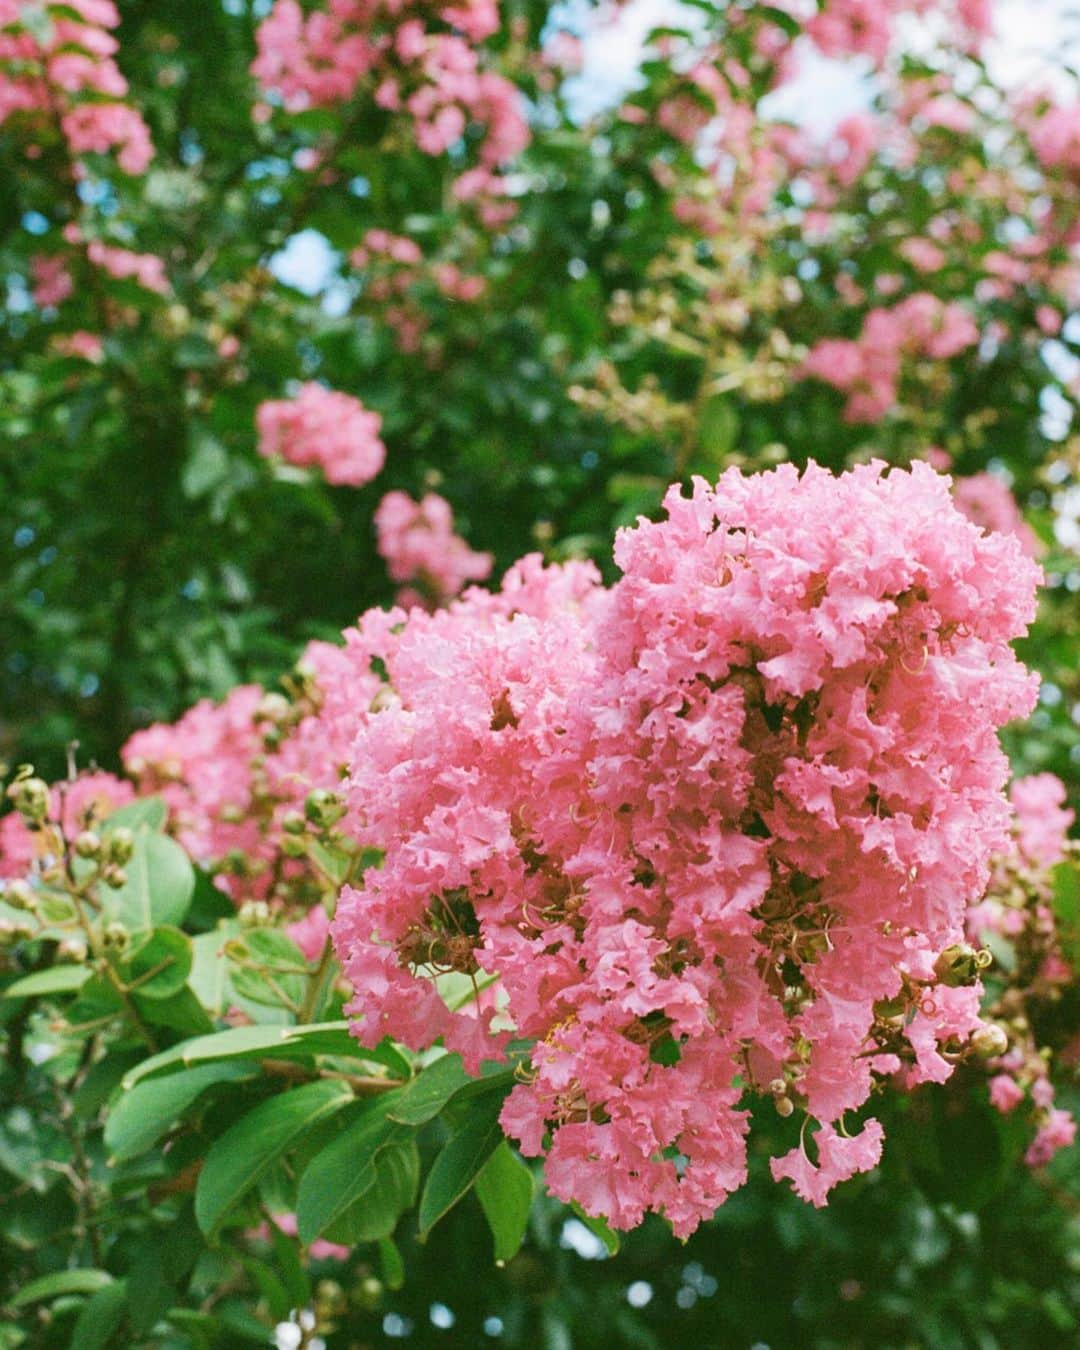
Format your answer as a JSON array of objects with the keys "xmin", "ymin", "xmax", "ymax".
[
  {"xmin": 305, "ymin": 789, "xmax": 346, "ymax": 830},
  {"xmin": 281, "ymin": 811, "xmax": 306, "ymax": 836},
  {"xmin": 74, "ymin": 830, "xmax": 102, "ymax": 860},
  {"xmin": 57, "ymin": 938, "xmax": 88, "ymax": 963},
  {"xmin": 102, "ymin": 922, "xmax": 130, "ymax": 953},
  {"xmin": 7, "ymin": 775, "xmax": 49, "ymax": 824},
  {"xmin": 107, "ymin": 828, "xmax": 135, "ymax": 864},
  {"xmin": 101, "ymin": 864, "xmax": 127, "ymax": 889},
  {"xmin": 4, "ymin": 879, "xmax": 37, "ymax": 912},
  {"xmin": 969, "ymin": 1023, "xmax": 1009, "ymax": 1059},
  {"xmin": 256, "ymin": 692, "xmax": 290, "ymax": 724},
  {"xmin": 280, "ymin": 834, "xmax": 307, "ymax": 858},
  {"xmin": 934, "ymin": 943, "xmax": 980, "ymax": 987},
  {"xmin": 238, "ymin": 900, "xmax": 271, "ymax": 928},
  {"xmin": 775, "ymin": 1095, "xmax": 795, "ymax": 1118}
]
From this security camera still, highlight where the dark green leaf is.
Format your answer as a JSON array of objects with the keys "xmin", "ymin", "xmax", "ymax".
[
  {"xmin": 386, "ymin": 1053, "xmax": 470, "ymax": 1126},
  {"xmin": 2, "ymin": 965, "xmax": 90, "ymax": 999},
  {"xmin": 195, "ymin": 1080, "xmax": 354, "ymax": 1236},
  {"xmin": 475, "ymin": 1141, "xmax": 534, "ymax": 1264},
  {"xmin": 105, "ymin": 1060, "xmax": 254, "ymax": 1162},
  {"xmin": 418, "ymin": 1095, "xmax": 504, "ymax": 1239}
]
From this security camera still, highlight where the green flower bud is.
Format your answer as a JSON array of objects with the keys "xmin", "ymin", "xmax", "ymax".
[
  {"xmin": 101, "ymin": 864, "xmax": 127, "ymax": 890},
  {"xmin": 4, "ymin": 879, "xmax": 37, "ymax": 912},
  {"xmin": 305, "ymin": 789, "xmax": 346, "ymax": 830},
  {"xmin": 106, "ymin": 828, "xmax": 135, "ymax": 864},
  {"xmin": 74, "ymin": 830, "xmax": 102, "ymax": 860},
  {"xmin": 934, "ymin": 943, "xmax": 980, "ymax": 988},
  {"xmin": 970, "ymin": 1024, "xmax": 1009, "ymax": 1059},
  {"xmin": 57, "ymin": 938, "xmax": 88, "ymax": 963},
  {"xmin": 238, "ymin": 900, "xmax": 271, "ymax": 929},
  {"xmin": 281, "ymin": 810, "xmax": 306, "ymax": 836},
  {"xmin": 102, "ymin": 922, "xmax": 130, "ymax": 953},
  {"xmin": 7, "ymin": 775, "xmax": 49, "ymax": 824}
]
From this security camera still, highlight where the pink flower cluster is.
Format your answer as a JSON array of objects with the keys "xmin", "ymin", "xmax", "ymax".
[
  {"xmin": 801, "ymin": 294, "xmax": 980, "ymax": 422},
  {"xmin": 0, "ymin": 0, "xmax": 153, "ymax": 172},
  {"xmin": 349, "ymin": 229, "xmax": 487, "ymax": 354},
  {"xmin": 85, "ymin": 240, "xmax": 170, "ymax": 295},
  {"xmin": 334, "ymin": 461, "xmax": 1041, "ymax": 1233},
  {"xmin": 122, "ymin": 685, "xmax": 267, "ymax": 873},
  {"xmin": 251, "ymin": 1, "xmax": 527, "ymax": 178},
  {"xmin": 970, "ymin": 774, "xmax": 1077, "ymax": 1167},
  {"xmin": 255, "ymin": 382, "xmax": 386, "ymax": 488},
  {"xmin": 951, "ymin": 472, "xmax": 1042, "ymax": 559},
  {"xmin": 374, "ymin": 489, "xmax": 492, "ymax": 608},
  {"xmin": 1030, "ymin": 101, "xmax": 1080, "ymax": 175}
]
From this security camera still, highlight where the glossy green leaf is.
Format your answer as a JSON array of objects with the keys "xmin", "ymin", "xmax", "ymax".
[
  {"xmin": 123, "ymin": 1021, "xmax": 366, "ymax": 1087},
  {"xmin": 194, "ymin": 1080, "xmax": 354, "ymax": 1236},
  {"xmin": 10, "ymin": 1268, "xmax": 114, "ymax": 1308},
  {"xmin": 418, "ymin": 1095, "xmax": 504, "ymax": 1239},
  {"xmin": 102, "ymin": 827, "xmax": 194, "ymax": 931},
  {"xmin": 105, "ymin": 1060, "xmax": 254, "ymax": 1162},
  {"xmin": 386, "ymin": 1052, "xmax": 470, "ymax": 1126},
  {"xmin": 122, "ymin": 926, "xmax": 192, "ymax": 999},
  {"xmin": 475, "ymin": 1141, "xmax": 534, "ymax": 1264},
  {"xmin": 295, "ymin": 1099, "xmax": 400, "ymax": 1243},
  {"xmin": 70, "ymin": 1278, "xmax": 128, "ymax": 1350},
  {"xmin": 322, "ymin": 1137, "xmax": 420, "ymax": 1246},
  {"xmin": 2, "ymin": 964, "xmax": 90, "ymax": 999}
]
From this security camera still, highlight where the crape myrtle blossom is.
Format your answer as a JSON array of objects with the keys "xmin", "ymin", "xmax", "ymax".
[
  {"xmin": 374, "ymin": 489, "xmax": 493, "ymax": 608},
  {"xmin": 0, "ymin": 0, "xmax": 153, "ymax": 172},
  {"xmin": 256, "ymin": 382, "xmax": 386, "ymax": 487},
  {"xmin": 966, "ymin": 773, "xmax": 1078, "ymax": 1166},
  {"xmin": 251, "ymin": 0, "xmax": 527, "ymax": 181},
  {"xmin": 333, "ymin": 461, "xmax": 1041, "ymax": 1233},
  {"xmin": 800, "ymin": 293, "xmax": 979, "ymax": 422}
]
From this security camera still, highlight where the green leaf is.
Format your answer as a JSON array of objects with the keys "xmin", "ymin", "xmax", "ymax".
[
  {"xmin": 188, "ymin": 926, "xmax": 234, "ymax": 1015},
  {"xmin": 378, "ymin": 1237, "xmax": 405, "ymax": 1291},
  {"xmin": 10, "ymin": 1269, "xmax": 114, "ymax": 1308},
  {"xmin": 227, "ymin": 928, "xmax": 307, "ymax": 1008},
  {"xmin": 475, "ymin": 1142, "xmax": 534, "ymax": 1264},
  {"xmin": 122, "ymin": 926, "xmax": 192, "ymax": 999},
  {"xmin": 1051, "ymin": 861, "xmax": 1080, "ymax": 970},
  {"xmin": 418, "ymin": 1095, "xmax": 504, "ymax": 1239},
  {"xmin": 122, "ymin": 1021, "xmax": 370, "ymax": 1088},
  {"xmin": 134, "ymin": 985, "xmax": 214, "ymax": 1036},
  {"xmin": 70, "ymin": 1279, "xmax": 128, "ymax": 1350},
  {"xmin": 295, "ymin": 1100, "xmax": 400, "ymax": 1243},
  {"xmin": 194, "ymin": 1080, "xmax": 354, "ymax": 1236},
  {"xmin": 104, "ymin": 797, "xmax": 167, "ymax": 832},
  {"xmin": 102, "ymin": 828, "xmax": 194, "ymax": 931},
  {"xmin": 2, "ymin": 965, "xmax": 90, "ymax": 999},
  {"xmin": 105, "ymin": 1060, "xmax": 255, "ymax": 1162},
  {"xmin": 386, "ymin": 1053, "xmax": 470, "ymax": 1126},
  {"xmin": 323, "ymin": 1137, "xmax": 420, "ymax": 1246}
]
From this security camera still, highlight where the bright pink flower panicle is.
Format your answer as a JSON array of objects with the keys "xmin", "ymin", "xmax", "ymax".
[
  {"xmin": 122, "ymin": 685, "xmax": 266, "ymax": 874},
  {"xmin": 252, "ymin": 1, "xmax": 527, "ymax": 169},
  {"xmin": 952, "ymin": 473, "xmax": 1042, "ymax": 559},
  {"xmin": 256, "ymin": 383, "xmax": 386, "ymax": 487},
  {"xmin": 374, "ymin": 490, "xmax": 492, "ymax": 607},
  {"xmin": 0, "ymin": 0, "xmax": 153, "ymax": 170},
  {"xmin": 334, "ymin": 462, "xmax": 1041, "ymax": 1233}
]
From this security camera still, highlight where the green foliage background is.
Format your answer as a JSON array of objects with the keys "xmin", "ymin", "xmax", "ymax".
[{"xmin": 2, "ymin": 1, "xmax": 1080, "ymax": 1346}]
